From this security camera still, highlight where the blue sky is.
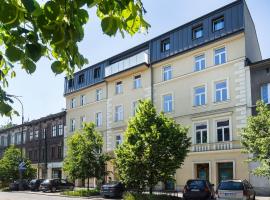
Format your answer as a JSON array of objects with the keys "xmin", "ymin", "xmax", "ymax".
[{"xmin": 1, "ymin": 0, "xmax": 269, "ymax": 125}]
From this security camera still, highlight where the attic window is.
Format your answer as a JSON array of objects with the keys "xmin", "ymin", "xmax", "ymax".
[
  {"xmin": 94, "ymin": 67, "xmax": 101, "ymax": 79},
  {"xmin": 161, "ymin": 38, "xmax": 170, "ymax": 52},
  {"xmin": 192, "ymin": 25, "xmax": 203, "ymax": 39},
  {"xmin": 68, "ymin": 79, "xmax": 74, "ymax": 88},
  {"xmin": 213, "ymin": 16, "xmax": 224, "ymax": 32},
  {"xmin": 78, "ymin": 74, "xmax": 85, "ymax": 84}
]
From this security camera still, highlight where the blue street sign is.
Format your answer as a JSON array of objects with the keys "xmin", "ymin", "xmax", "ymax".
[{"xmin": 19, "ymin": 161, "xmax": 26, "ymax": 170}]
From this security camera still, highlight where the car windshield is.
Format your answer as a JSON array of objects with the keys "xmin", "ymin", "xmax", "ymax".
[
  {"xmin": 43, "ymin": 179, "xmax": 50, "ymax": 184},
  {"xmin": 187, "ymin": 180, "xmax": 206, "ymax": 189},
  {"xmin": 218, "ymin": 181, "xmax": 244, "ymax": 190},
  {"xmin": 106, "ymin": 181, "xmax": 119, "ymax": 185}
]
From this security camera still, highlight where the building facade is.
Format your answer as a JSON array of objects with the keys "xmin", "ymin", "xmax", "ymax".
[
  {"xmin": 64, "ymin": 0, "xmax": 262, "ymax": 190},
  {"xmin": 0, "ymin": 111, "xmax": 66, "ymax": 179}
]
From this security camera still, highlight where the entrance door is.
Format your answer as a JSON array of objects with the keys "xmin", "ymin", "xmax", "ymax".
[
  {"xmin": 217, "ymin": 162, "xmax": 233, "ymax": 183},
  {"xmin": 196, "ymin": 163, "xmax": 209, "ymax": 180}
]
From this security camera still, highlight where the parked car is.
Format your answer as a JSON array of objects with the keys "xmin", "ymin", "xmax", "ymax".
[
  {"xmin": 216, "ymin": 180, "xmax": 255, "ymax": 200},
  {"xmin": 9, "ymin": 180, "xmax": 29, "ymax": 191},
  {"xmin": 39, "ymin": 179, "xmax": 74, "ymax": 192},
  {"xmin": 183, "ymin": 179, "xmax": 215, "ymax": 200},
  {"xmin": 101, "ymin": 181, "xmax": 125, "ymax": 198},
  {"xmin": 29, "ymin": 179, "xmax": 44, "ymax": 191}
]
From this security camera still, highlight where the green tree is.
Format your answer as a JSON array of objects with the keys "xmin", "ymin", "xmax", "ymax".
[
  {"xmin": 115, "ymin": 100, "xmax": 191, "ymax": 194},
  {"xmin": 63, "ymin": 122, "xmax": 110, "ymax": 189},
  {"xmin": 0, "ymin": 0, "xmax": 150, "ymax": 117},
  {"xmin": 242, "ymin": 101, "xmax": 270, "ymax": 178},
  {"xmin": 0, "ymin": 146, "xmax": 36, "ymax": 184}
]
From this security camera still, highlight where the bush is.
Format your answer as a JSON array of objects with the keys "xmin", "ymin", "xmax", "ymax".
[
  {"xmin": 61, "ymin": 188, "xmax": 100, "ymax": 197},
  {"xmin": 0, "ymin": 187, "xmax": 11, "ymax": 192},
  {"xmin": 123, "ymin": 192, "xmax": 182, "ymax": 200}
]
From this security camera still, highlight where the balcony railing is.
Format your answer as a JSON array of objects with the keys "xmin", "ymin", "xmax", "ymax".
[
  {"xmin": 105, "ymin": 50, "xmax": 149, "ymax": 77},
  {"xmin": 191, "ymin": 140, "xmax": 241, "ymax": 152}
]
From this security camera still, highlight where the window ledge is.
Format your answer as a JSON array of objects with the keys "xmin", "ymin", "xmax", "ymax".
[{"xmin": 213, "ymin": 99, "xmax": 231, "ymax": 105}]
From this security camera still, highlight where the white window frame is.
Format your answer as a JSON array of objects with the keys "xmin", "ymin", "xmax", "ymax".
[
  {"xmin": 115, "ymin": 135, "xmax": 122, "ymax": 148},
  {"xmin": 214, "ymin": 79, "xmax": 229, "ymax": 103},
  {"xmin": 133, "ymin": 75, "xmax": 142, "ymax": 89},
  {"xmin": 42, "ymin": 128, "xmax": 46, "ymax": 139},
  {"xmin": 70, "ymin": 119, "xmax": 76, "ymax": 132},
  {"xmin": 215, "ymin": 160, "xmax": 236, "ymax": 180},
  {"xmin": 29, "ymin": 132, "xmax": 33, "ymax": 141},
  {"xmin": 194, "ymin": 54, "xmax": 205, "ymax": 71},
  {"xmin": 193, "ymin": 85, "xmax": 207, "ymax": 106},
  {"xmin": 115, "ymin": 105, "xmax": 124, "ymax": 122},
  {"xmin": 132, "ymin": 100, "xmax": 139, "ymax": 116},
  {"xmin": 194, "ymin": 122, "xmax": 208, "ymax": 144},
  {"xmin": 162, "ymin": 93, "xmax": 173, "ymax": 113},
  {"xmin": 192, "ymin": 120, "xmax": 209, "ymax": 144},
  {"xmin": 80, "ymin": 116, "xmax": 86, "ymax": 128},
  {"xmin": 34, "ymin": 130, "xmax": 39, "ymax": 139},
  {"xmin": 80, "ymin": 95, "xmax": 86, "ymax": 106},
  {"xmin": 52, "ymin": 125, "xmax": 57, "ymax": 137},
  {"xmin": 115, "ymin": 81, "xmax": 123, "ymax": 95},
  {"xmin": 96, "ymin": 112, "xmax": 102, "ymax": 127},
  {"xmin": 163, "ymin": 65, "xmax": 172, "ymax": 81},
  {"xmin": 96, "ymin": 89, "xmax": 102, "ymax": 101},
  {"xmin": 214, "ymin": 46, "xmax": 227, "ymax": 65},
  {"xmin": 214, "ymin": 117, "xmax": 232, "ymax": 142},
  {"xmin": 58, "ymin": 124, "xmax": 63, "ymax": 136},
  {"xmin": 71, "ymin": 98, "xmax": 76, "ymax": 109}
]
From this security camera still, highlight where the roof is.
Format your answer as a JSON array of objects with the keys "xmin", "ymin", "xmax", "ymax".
[{"xmin": 250, "ymin": 58, "xmax": 270, "ymax": 67}]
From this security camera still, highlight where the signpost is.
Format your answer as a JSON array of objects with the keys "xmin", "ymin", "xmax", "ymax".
[{"xmin": 18, "ymin": 161, "xmax": 26, "ymax": 190}]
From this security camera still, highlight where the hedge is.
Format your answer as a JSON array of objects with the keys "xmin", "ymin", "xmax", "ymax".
[
  {"xmin": 61, "ymin": 188, "xmax": 100, "ymax": 197},
  {"xmin": 123, "ymin": 192, "xmax": 182, "ymax": 200}
]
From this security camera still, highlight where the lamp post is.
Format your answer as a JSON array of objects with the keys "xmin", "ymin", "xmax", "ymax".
[{"xmin": 7, "ymin": 94, "xmax": 24, "ymax": 190}]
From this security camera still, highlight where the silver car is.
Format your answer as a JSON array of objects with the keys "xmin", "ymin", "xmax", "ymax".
[{"xmin": 216, "ymin": 180, "xmax": 255, "ymax": 200}]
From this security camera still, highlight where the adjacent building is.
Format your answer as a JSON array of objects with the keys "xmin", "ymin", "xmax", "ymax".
[
  {"xmin": 0, "ymin": 111, "xmax": 66, "ymax": 179},
  {"xmin": 64, "ymin": 0, "xmax": 262, "ymax": 190}
]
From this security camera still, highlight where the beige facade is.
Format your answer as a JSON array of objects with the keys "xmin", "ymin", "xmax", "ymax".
[{"xmin": 65, "ymin": 33, "xmax": 252, "ymax": 189}]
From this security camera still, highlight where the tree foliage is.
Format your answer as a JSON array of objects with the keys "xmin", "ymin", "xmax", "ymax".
[
  {"xmin": 0, "ymin": 0, "xmax": 150, "ymax": 117},
  {"xmin": 63, "ymin": 122, "xmax": 111, "ymax": 189},
  {"xmin": 0, "ymin": 145, "xmax": 36, "ymax": 184},
  {"xmin": 242, "ymin": 101, "xmax": 270, "ymax": 178},
  {"xmin": 115, "ymin": 100, "xmax": 191, "ymax": 193}
]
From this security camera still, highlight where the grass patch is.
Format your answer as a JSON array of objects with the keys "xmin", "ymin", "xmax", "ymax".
[
  {"xmin": 61, "ymin": 188, "xmax": 100, "ymax": 197},
  {"xmin": 0, "ymin": 187, "xmax": 11, "ymax": 192},
  {"xmin": 123, "ymin": 192, "xmax": 182, "ymax": 200}
]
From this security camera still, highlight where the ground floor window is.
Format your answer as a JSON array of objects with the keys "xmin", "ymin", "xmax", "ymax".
[
  {"xmin": 217, "ymin": 162, "xmax": 233, "ymax": 183},
  {"xmin": 52, "ymin": 168, "xmax": 62, "ymax": 179},
  {"xmin": 195, "ymin": 163, "xmax": 209, "ymax": 181}
]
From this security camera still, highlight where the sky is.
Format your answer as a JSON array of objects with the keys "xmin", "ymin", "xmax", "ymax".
[{"xmin": 1, "ymin": 0, "xmax": 270, "ymax": 125}]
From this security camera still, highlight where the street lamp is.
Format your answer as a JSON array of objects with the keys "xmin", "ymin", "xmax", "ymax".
[{"xmin": 7, "ymin": 94, "xmax": 24, "ymax": 190}]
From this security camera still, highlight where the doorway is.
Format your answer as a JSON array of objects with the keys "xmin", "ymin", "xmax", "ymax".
[{"xmin": 195, "ymin": 163, "xmax": 209, "ymax": 180}]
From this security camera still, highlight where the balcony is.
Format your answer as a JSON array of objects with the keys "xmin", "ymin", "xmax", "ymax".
[
  {"xmin": 105, "ymin": 50, "xmax": 149, "ymax": 77},
  {"xmin": 191, "ymin": 140, "xmax": 241, "ymax": 152}
]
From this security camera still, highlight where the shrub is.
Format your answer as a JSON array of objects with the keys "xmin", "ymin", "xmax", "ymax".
[
  {"xmin": 123, "ymin": 192, "xmax": 182, "ymax": 200},
  {"xmin": 61, "ymin": 188, "xmax": 100, "ymax": 197},
  {"xmin": 1, "ymin": 187, "xmax": 11, "ymax": 192}
]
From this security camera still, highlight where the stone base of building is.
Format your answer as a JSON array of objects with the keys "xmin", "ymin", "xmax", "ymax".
[{"xmin": 31, "ymin": 162, "xmax": 63, "ymax": 179}]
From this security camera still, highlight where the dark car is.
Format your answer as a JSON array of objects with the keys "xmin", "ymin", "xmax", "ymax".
[
  {"xmin": 101, "ymin": 181, "xmax": 125, "ymax": 198},
  {"xmin": 39, "ymin": 179, "xmax": 74, "ymax": 192},
  {"xmin": 29, "ymin": 179, "xmax": 44, "ymax": 191},
  {"xmin": 183, "ymin": 179, "xmax": 215, "ymax": 200},
  {"xmin": 216, "ymin": 180, "xmax": 255, "ymax": 200},
  {"xmin": 9, "ymin": 180, "xmax": 29, "ymax": 191}
]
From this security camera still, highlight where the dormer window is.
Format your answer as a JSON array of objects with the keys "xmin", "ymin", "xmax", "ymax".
[
  {"xmin": 192, "ymin": 25, "xmax": 203, "ymax": 39},
  {"xmin": 68, "ymin": 79, "xmax": 74, "ymax": 88},
  {"xmin": 94, "ymin": 67, "xmax": 101, "ymax": 79},
  {"xmin": 213, "ymin": 16, "xmax": 224, "ymax": 32},
  {"xmin": 161, "ymin": 38, "xmax": 170, "ymax": 52},
  {"xmin": 78, "ymin": 74, "xmax": 85, "ymax": 84}
]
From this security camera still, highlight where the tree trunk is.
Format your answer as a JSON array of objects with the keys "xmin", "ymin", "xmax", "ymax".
[
  {"xmin": 149, "ymin": 186, "xmax": 153, "ymax": 195},
  {"xmin": 87, "ymin": 178, "xmax": 90, "ymax": 191}
]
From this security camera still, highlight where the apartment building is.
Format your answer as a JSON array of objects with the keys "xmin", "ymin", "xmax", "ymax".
[
  {"xmin": 64, "ymin": 0, "xmax": 262, "ymax": 190},
  {"xmin": 0, "ymin": 111, "xmax": 66, "ymax": 179}
]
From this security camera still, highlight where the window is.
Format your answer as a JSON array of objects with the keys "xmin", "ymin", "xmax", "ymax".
[
  {"xmin": 23, "ymin": 132, "xmax": 26, "ymax": 144},
  {"xmin": 96, "ymin": 112, "xmax": 102, "ymax": 127},
  {"xmin": 216, "ymin": 120, "xmax": 230, "ymax": 142},
  {"xmin": 163, "ymin": 66, "xmax": 172, "ymax": 81},
  {"xmin": 195, "ymin": 123, "xmax": 207, "ymax": 144},
  {"xmin": 115, "ymin": 105, "xmax": 124, "ymax": 122},
  {"xmin": 163, "ymin": 94, "xmax": 173, "ymax": 113},
  {"xmin": 68, "ymin": 79, "xmax": 74, "ymax": 88},
  {"xmin": 213, "ymin": 16, "xmax": 224, "ymax": 32},
  {"xmin": 94, "ymin": 67, "xmax": 101, "ymax": 79},
  {"xmin": 96, "ymin": 89, "xmax": 102, "ymax": 101},
  {"xmin": 29, "ymin": 132, "xmax": 33, "ymax": 141},
  {"xmin": 194, "ymin": 86, "xmax": 206, "ymax": 106},
  {"xmin": 194, "ymin": 54, "xmax": 205, "ymax": 71},
  {"xmin": 132, "ymin": 101, "xmax": 139, "ymax": 116},
  {"xmin": 42, "ymin": 128, "xmax": 46, "ymax": 139},
  {"xmin": 261, "ymin": 83, "xmax": 270, "ymax": 104},
  {"xmin": 51, "ymin": 147, "xmax": 55, "ymax": 159},
  {"xmin": 192, "ymin": 25, "xmax": 203, "ymax": 39},
  {"xmin": 42, "ymin": 148, "xmax": 45, "ymax": 161},
  {"xmin": 215, "ymin": 80, "xmax": 228, "ymax": 102},
  {"xmin": 78, "ymin": 74, "xmax": 85, "ymax": 84},
  {"xmin": 80, "ymin": 116, "xmax": 86, "ymax": 128},
  {"xmin": 115, "ymin": 81, "xmax": 123, "ymax": 94},
  {"xmin": 161, "ymin": 38, "xmax": 170, "ymax": 52},
  {"xmin": 71, "ymin": 98, "xmax": 76, "ymax": 108},
  {"xmin": 28, "ymin": 151, "xmax": 32, "ymax": 160},
  {"xmin": 57, "ymin": 146, "xmax": 62, "ymax": 159},
  {"xmin": 134, "ymin": 75, "xmax": 142, "ymax": 89},
  {"xmin": 70, "ymin": 119, "xmax": 76, "ymax": 132},
  {"xmin": 115, "ymin": 135, "xmax": 122, "ymax": 148},
  {"xmin": 58, "ymin": 124, "xmax": 63, "ymax": 136},
  {"xmin": 52, "ymin": 125, "xmax": 57, "ymax": 137},
  {"xmin": 34, "ymin": 150, "xmax": 37, "ymax": 160},
  {"xmin": 80, "ymin": 95, "xmax": 86, "ymax": 106},
  {"xmin": 214, "ymin": 47, "xmax": 226, "ymax": 65},
  {"xmin": 34, "ymin": 130, "xmax": 39, "ymax": 139},
  {"xmin": 16, "ymin": 133, "xmax": 21, "ymax": 144}
]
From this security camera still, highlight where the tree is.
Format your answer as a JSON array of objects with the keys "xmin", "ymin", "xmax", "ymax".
[
  {"xmin": 0, "ymin": 0, "xmax": 150, "ymax": 117},
  {"xmin": 115, "ymin": 100, "xmax": 191, "ymax": 194},
  {"xmin": 0, "ymin": 146, "xmax": 36, "ymax": 184},
  {"xmin": 241, "ymin": 101, "xmax": 270, "ymax": 178},
  {"xmin": 63, "ymin": 122, "xmax": 110, "ymax": 189}
]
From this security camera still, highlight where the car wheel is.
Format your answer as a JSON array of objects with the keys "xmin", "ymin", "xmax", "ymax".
[
  {"xmin": 253, "ymin": 195, "xmax": 256, "ymax": 200},
  {"xmin": 51, "ymin": 187, "xmax": 57, "ymax": 193}
]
